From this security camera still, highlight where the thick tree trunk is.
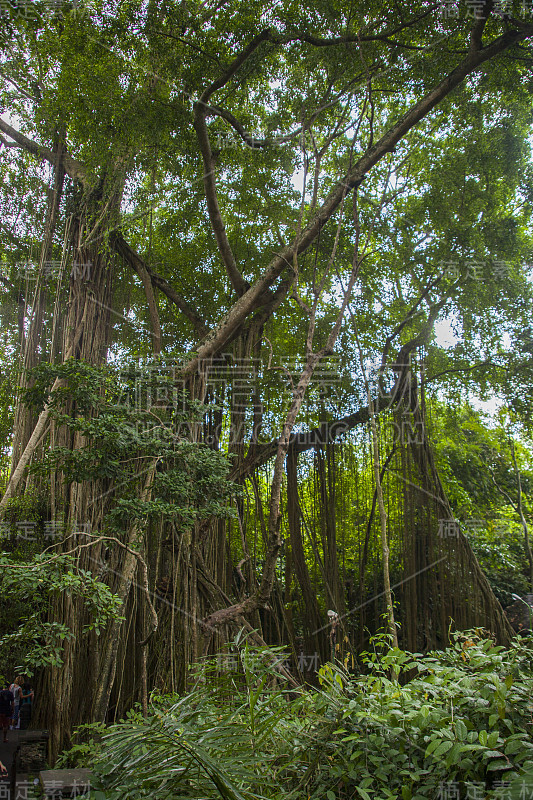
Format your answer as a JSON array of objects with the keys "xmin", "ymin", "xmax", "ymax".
[{"xmin": 33, "ymin": 185, "xmax": 124, "ymax": 760}]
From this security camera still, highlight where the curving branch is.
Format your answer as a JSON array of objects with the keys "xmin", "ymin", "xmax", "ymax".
[
  {"xmin": 110, "ymin": 232, "xmax": 209, "ymax": 338},
  {"xmin": 198, "ymin": 29, "xmax": 272, "ymax": 106},
  {"xmin": 191, "ymin": 30, "xmax": 277, "ymax": 297},
  {"xmin": 193, "ymin": 102, "xmax": 249, "ymax": 296},
  {"xmin": 204, "ymin": 69, "xmax": 367, "ymax": 154},
  {"xmin": 277, "ymin": 7, "xmax": 440, "ymax": 48},
  {"xmin": 471, "ymin": 1, "xmax": 494, "ymax": 52},
  {"xmin": 234, "ymin": 397, "xmax": 390, "ymax": 481},
  {"xmin": 204, "ymin": 103, "xmax": 302, "ymax": 149}
]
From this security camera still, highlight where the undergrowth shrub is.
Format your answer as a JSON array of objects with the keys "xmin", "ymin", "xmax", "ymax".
[{"xmin": 68, "ymin": 630, "xmax": 533, "ymax": 800}]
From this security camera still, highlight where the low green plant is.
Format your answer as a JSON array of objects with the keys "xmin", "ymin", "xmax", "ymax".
[
  {"xmin": 70, "ymin": 630, "xmax": 533, "ymax": 799},
  {"xmin": 55, "ymin": 722, "xmax": 108, "ymax": 768},
  {"xmin": 294, "ymin": 630, "xmax": 533, "ymax": 799}
]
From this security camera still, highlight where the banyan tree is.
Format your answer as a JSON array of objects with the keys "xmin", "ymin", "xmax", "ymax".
[{"xmin": 0, "ymin": 0, "xmax": 532, "ymax": 758}]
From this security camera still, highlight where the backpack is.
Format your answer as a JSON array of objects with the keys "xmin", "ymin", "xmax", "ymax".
[{"xmin": 0, "ymin": 689, "xmax": 13, "ymax": 715}]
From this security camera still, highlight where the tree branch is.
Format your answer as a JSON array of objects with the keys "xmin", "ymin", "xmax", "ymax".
[
  {"xmin": 277, "ymin": 7, "xmax": 440, "ymax": 48},
  {"xmin": 204, "ymin": 103, "xmax": 302, "ymax": 148},
  {"xmin": 0, "ymin": 117, "xmax": 87, "ymax": 184},
  {"xmin": 425, "ymin": 360, "xmax": 493, "ymax": 383},
  {"xmin": 489, "ymin": 469, "xmax": 518, "ymax": 511},
  {"xmin": 237, "ymin": 309, "xmax": 440, "ymax": 480},
  {"xmin": 192, "ymin": 32, "xmax": 276, "ymax": 296},
  {"xmin": 137, "ymin": 258, "xmax": 162, "ymax": 356},
  {"xmin": 198, "ymin": 29, "xmax": 272, "ymax": 106},
  {"xmin": 193, "ymin": 102, "xmax": 249, "ymax": 296},
  {"xmin": 188, "ymin": 28, "xmax": 278, "ymax": 297},
  {"xmin": 470, "ymin": 1, "xmax": 494, "ymax": 52},
  {"xmin": 110, "ymin": 232, "xmax": 208, "ymax": 337}
]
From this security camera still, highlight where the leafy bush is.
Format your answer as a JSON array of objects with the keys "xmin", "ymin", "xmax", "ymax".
[
  {"xmin": 75, "ymin": 631, "xmax": 533, "ymax": 799},
  {"xmin": 296, "ymin": 630, "xmax": 533, "ymax": 799},
  {"xmin": 0, "ymin": 551, "xmax": 123, "ymax": 674},
  {"xmin": 55, "ymin": 722, "xmax": 108, "ymax": 769}
]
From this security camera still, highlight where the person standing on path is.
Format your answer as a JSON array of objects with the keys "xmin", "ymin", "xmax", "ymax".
[
  {"xmin": 9, "ymin": 676, "xmax": 22, "ymax": 729},
  {"xmin": 19, "ymin": 681, "xmax": 33, "ymax": 730},
  {"xmin": 0, "ymin": 683, "xmax": 14, "ymax": 742}
]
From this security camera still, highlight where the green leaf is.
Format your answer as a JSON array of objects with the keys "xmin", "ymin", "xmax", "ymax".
[
  {"xmin": 455, "ymin": 720, "xmax": 467, "ymax": 741},
  {"xmin": 482, "ymin": 750, "xmax": 505, "ymax": 760},
  {"xmin": 487, "ymin": 731, "xmax": 500, "ymax": 749},
  {"xmin": 433, "ymin": 741, "xmax": 453, "ymax": 757},
  {"xmin": 486, "ymin": 759, "xmax": 510, "ymax": 771},
  {"xmin": 425, "ymin": 739, "xmax": 441, "ymax": 756}
]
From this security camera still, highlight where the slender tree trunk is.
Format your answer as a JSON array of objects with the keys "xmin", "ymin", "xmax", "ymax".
[
  {"xmin": 510, "ymin": 441, "xmax": 533, "ymax": 592},
  {"xmin": 368, "ymin": 405, "xmax": 398, "ymax": 648},
  {"xmin": 10, "ymin": 142, "xmax": 65, "ymax": 475}
]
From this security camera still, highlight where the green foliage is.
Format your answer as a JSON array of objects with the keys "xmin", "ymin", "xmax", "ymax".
[
  {"xmin": 82, "ymin": 633, "xmax": 300, "ymax": 800},
  {"xmin": 0, "ymin": 358, "xmax": 238, "ymax": 675},
  {"xmin": 466, "ymin": 516, "xmax": 530, "ymax": 607},
  {"xmin": 55, "ymin": 722, "xmax": 108, "ymax": 769},
  {"xmin": 2, "ymin": 0, "xmax": 533, "ymax": 750},
  {"xmin": 0, "ymin": 550, "xmax": 123, "ymax": 674},
  {"xmin": 22, "ymin": 359, "xmax": 108, "ymax": 412},
  {"xmin": 23, "ymin": 359, "xmax": 239, "ymax": 534},
  {"xmin": 301, "ymin": 630, "xmax": 533, "ymax": 799},
  {"xmin": 70, "ymin": 632, "xmax": 533, "ymax": 800}
]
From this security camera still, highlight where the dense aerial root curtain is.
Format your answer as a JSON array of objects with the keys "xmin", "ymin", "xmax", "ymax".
[
  {"xmin": 406, "ymin": 407, "xmax": 513, "ymax": 646},
  {"xmin": 300, "ymin": 403, "xmax": 513, "ymax": 654},
  {"xmin": 357, "ymin": 349, "xmax": 398, "ymax": 649},
  {"xmin": 368, "ymin": 403, "xmax": 398, "ymax": 649},
  {"xmin": 200, "ymin": 181, "xmax": 361, "ymax": 635},
  {"xmin": 336, "ymin": 383, "xmax": 513, "ymax": 651},
  {"xmin": 286, "ymin": 449, "xmax": 328, "ymax": 664},
  {"xmin": 31, "ymin": 181, "xmax": 126, "ymax": 760},
  {"xmin": 316, "ymin": 443, "xmax": 346, "ymax": 622}
]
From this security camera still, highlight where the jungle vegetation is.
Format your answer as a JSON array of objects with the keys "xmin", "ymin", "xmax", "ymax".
[{"xmin": 1, "ymin": 1, "xmax": 533, "ymax": 794}]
